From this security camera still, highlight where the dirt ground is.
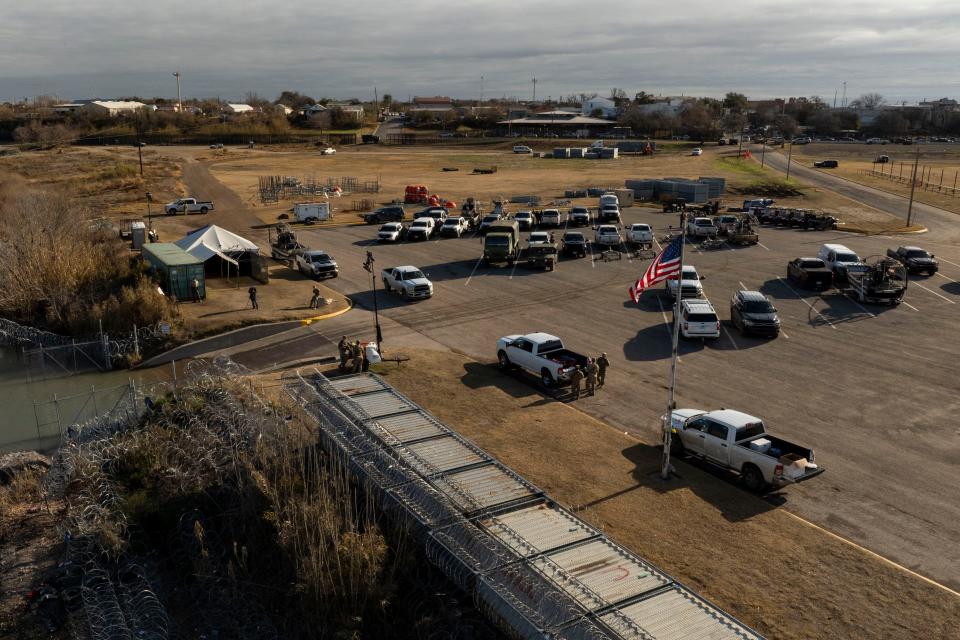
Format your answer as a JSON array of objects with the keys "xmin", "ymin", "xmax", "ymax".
[
  {"xmin": 174, "ymin": 263, "xmax": 350, "ymax": 337},
  {"xmin": 346, "ymin": 349, "xmax": 960, "ymax": 640},
  {"xmin": 0, "ymin": 481, "xmax": 67, "ymax": 639},
  {"xmin": 791, "ymin": 142, "xmax": 960, "ymax": 214},
  {"xmin": 203, "ymin": 143, "xmax": 910, "ymax": 232}
]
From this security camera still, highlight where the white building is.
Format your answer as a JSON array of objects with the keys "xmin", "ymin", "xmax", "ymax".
[
  {"xmin": 274, "ymin": 104, "xmax": 293, "ymax": 115},
  {"xmin": 635, "ymin": 98, "xmax": 687, "ymax": 118},
  {"xmin": 412, "ymin": 96, "xmax": 454, "ymax": 113},
  {"xmin": 81, "ymin": 100, "xmax": 146, "ymax": 116},
  {"xmin": 581, "ymin": 97, "xmax": 617, "ymax": 118},
  {"xmin": 223, "ymin": 103, "xmax": 255, "ymax": 115}
]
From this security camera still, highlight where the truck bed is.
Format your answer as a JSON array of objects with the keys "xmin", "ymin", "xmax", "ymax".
[
  {"xmin": 539, "ymin": 348, "xmax": 588, "ymax": 369},
  {"xmin": 737, "ymin": 435, "xmax": 823, "ymax": 483}
]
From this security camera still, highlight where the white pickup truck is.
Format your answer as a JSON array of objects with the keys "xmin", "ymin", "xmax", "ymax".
[
  {"xmin": 381, "ymin": 266, "xmax": 433, "ymax": 299},
  {"xmin": 666, "ymin": 265, "xmax": 704, "ymax": 299},
  {"xmin": 295, "ymin": 250, "xmax": 339, "ymax": 279},
  {"xmin": 666, "ymin": 408, "xmax": 824, "ymax": 491},
  {"xmin": 496, "ymin": 332, "xmax": 589, "ymax": 388},
  {"xmin": 594, "ymin": 224, "xmax": 622, "ymax": 247},
  {"xmin": 626, "ymin": 223, "xmax": 653, "ymax": 247},
  {"xmin": 165, "ymin": 197, "xmax": 214, "ymax": 215},
  {"xmin": 687, "ymin": 217, "xmax": 719, "ymax": 238}
]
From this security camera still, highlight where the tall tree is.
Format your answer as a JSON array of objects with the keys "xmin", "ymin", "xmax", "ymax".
[
  {"xmin": 851, "ymin": 93, "xmax": 885, "ymax": 109},
  {"xmin": 723, "ymin": 92, "xmax": 749, "ymax": 112}
]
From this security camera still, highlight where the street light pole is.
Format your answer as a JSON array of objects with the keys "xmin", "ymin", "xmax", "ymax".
[
  {"xmin": 785, "ymin": 140, "xmax": 794, "ymax": 180},
  {"xmin": 906, "ymin": 145, "xmax": 920, "ymax": 227},
  {"xmin": 173, "ymin": 71, "xmax": 182, "ymax": 112},
  {"xmin": 362, "ymin": 251, "xmax": 383, "ymax": 353},
  {"xmin": 661, "ymin": 211, "xmax": 687, "ymax": 481}
]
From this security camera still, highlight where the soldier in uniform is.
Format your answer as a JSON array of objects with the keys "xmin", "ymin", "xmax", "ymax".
[
  {"xmin": 569, "ymin": 366, "xmax": 584, "ymax": 400},
  {"xmin": 338, "ymin": 336, "xmax": 349, "ymax": 370},
  {"xmin": 352, "ymin": 341, "xmax": 364, "ymax": 373},
  {"xmin": 596, "ymin": 353, "xmax": 610, "ymax": 387},
  {"xmin": 584, "ymin": 358, "xmax": 598, "ymax": 396}
]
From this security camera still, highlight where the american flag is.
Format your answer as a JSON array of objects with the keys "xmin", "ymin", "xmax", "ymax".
[{"xmin": 628, "ymin": 236, "xmax": 683, "ymax": 302}]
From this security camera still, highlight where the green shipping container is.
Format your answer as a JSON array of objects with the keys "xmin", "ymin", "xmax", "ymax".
[{"xmin": 141, "ymin": 243, "xmax": 206, "ymax": 301}]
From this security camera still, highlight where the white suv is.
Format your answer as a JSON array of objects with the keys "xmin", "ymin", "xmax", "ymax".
[{"xmin": 677, "ymin": 299, "xmax": 720, "ymax": 339}]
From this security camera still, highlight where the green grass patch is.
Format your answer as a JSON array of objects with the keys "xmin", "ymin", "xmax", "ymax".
[{"xmin": 712, "ymin": 156, "xmax": 769, "ymax": 177}]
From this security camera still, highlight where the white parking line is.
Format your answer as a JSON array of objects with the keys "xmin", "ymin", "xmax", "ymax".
[
  {"xmin": 653, "ymin": 237, "xmax": 663, "ymax": 252},
  {"xmin": 935, "ymin": 272, "xmax": 958, "ymax": 284},
  {"xmin": 738, "ymin": 281, "xmax": 747, "ymax": 290},
  {"xmin": 464, "ymin": 255, "xmax": 484, "ymax": 286},
  {"xmin": 757, "ymin": 242, "xmax": 771, "ymax": 251},
  {"xmin": 588, "ymin": 239, "xmax": 595, "ymax": 268},
  {"xmin": 912, "ymin": 281, "xmax": 956, "ymax": 304},
  {"xmin": 776, "ymin": 277, "xmax": 837, "ymax": 329},
  {"xmin": 508, "ymin": 254, "xmax": 520, "ymax": 280},
  {"xmin": 902, "ymin": 300, "xmax": 920, "ymax": 312},
  {"xmin": 938, "ymin": 256, "xmax": 960, "ymax": 269},
  {"xmin": 721, "ymin": 325, "xmax": 740, "ymax": 350}
]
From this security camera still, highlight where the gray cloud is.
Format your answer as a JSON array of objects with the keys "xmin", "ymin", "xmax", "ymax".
[{"xmin": 1, "ymin": 0, "xmax": 958, "ymax": 103}]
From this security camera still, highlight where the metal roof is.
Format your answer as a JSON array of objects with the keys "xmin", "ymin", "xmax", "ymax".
[
  {"xmin": 401, "ymin": 435, "xmax": 488, "ymax": 474},
  {"xmin": 141, "ymin": 243, "xmax": 202, "ymax": 267},
  {"xmin": 373, "ymin": 410, "xmax": 449, "ymax": 443},
  {"xmin": 327, "ymin": 374, "xmax": 390, "ymax": 396},
  {"xmin": 479, "ymin": 502, "xmax": 596, "ymax": 557},
  {"xmin": 600, "ymin": 585, "xmax": 763, "ymax": 640},
  {"xmin": 536, "ymin": 538, "xmax": 670, "ymax": 610},
  {"xmin": 434, "ymin": 463, "xmax": 538, "ymax": 513},
  {"xmin": 349, "ymin": 390, "xmax": 415, "ymax": 418}
]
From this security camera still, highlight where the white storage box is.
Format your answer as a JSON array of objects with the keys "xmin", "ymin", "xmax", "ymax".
[{"xmin": 749, "ymin": 438, "xmax": 772, "ymax": 453}]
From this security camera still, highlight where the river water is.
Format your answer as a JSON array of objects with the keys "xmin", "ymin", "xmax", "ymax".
[{"xmin": 0, "ymin": 345, "xmax": 171, "ymax": 453}]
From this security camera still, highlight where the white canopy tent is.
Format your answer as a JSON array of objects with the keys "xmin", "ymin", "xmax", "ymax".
[
  {"xmin": 175, "ymin": 225, "xmax": 259, "ymax": 267},
  {"xmin": 174, "ymin": 225, "xmax": 263, "ymax": 281}
]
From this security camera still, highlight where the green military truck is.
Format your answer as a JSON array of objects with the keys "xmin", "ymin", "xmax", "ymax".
[{"xmin": 483, "ymin": 220, "xmax": 521, "ymax": 265}]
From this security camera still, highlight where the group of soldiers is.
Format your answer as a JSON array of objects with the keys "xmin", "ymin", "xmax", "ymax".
[
  {"xmin": 337, "ymin": 336, "xmax": 367, "ymax": 373},
  {"xmin": 568, "ymin": 353, "xmax": 609, "ymax": 400}
]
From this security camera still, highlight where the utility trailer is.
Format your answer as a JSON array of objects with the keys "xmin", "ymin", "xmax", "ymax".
[{"xmin": 845, "ymin": 257, "xmax": 907, "ymax": 305}]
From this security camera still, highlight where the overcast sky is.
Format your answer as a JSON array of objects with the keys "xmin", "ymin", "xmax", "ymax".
[{"xmin": 2, "ymin": 0, "xmax": 958, "ymax": 104}]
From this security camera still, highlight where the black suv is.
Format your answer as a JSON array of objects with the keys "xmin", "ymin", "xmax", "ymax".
[
  {"xmin": 730, "ymin": 291, "xmax": 780, "ymax": 337},
  {"xmin": 364, "ymin": 206, "xmax": 405, "ymax": 224},
  {"xmin": 813, "ymin": 159, "xmax": 838, "ymax": 168}
]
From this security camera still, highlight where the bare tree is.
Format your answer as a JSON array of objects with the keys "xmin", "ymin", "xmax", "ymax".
[{"xmin": 851, "ymin": 93, "xmax": 886, "ymax": 109}]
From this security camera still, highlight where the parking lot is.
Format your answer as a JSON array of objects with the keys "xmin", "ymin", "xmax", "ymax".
[{"xmin": 296, "ymin": 204, "xmax": 960, "ymax": 589}]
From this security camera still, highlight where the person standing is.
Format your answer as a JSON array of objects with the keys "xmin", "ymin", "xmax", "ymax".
[
  {"xmin": 190, "ymin": 277, "xmax": 201, "ymax": 303},
  {"xmin": 352, "ymin": 341, "xmax": 364, "ymax": 373},
  {"xmin": 309, "ymin": 286, "xmax": 321, "ymax": 309},
  {"xmin": 338, "ymin": 336, "xmax": 349, "ymax": 370},
  {"xmin": 596, "ymin": 353, "xmax": 609, "ymax": 387},
  {"xmin": 584, "ymin": 358, "xmax": 598, "ymax": 396},
  {"xmin": 248, "ymin": 286, "xmax": 259, "ymax": 309},
  {"xmin": 569, "ymin": 366, "xmax": 584, "ymax": 401}
]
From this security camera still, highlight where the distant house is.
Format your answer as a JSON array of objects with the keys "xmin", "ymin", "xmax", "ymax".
[
  {"xmin": 413, "ymin": 96, "xmax": 454, "ymax": 113},
  {"xmin": 581, "ymin": 97, "xmax": 617, "ymax": 118},
  {"xmin": 498, "ymin": 110, "xmax": 614, "ymax": 136},
  {"xmin": 634, "ymin": 98, "xmax": 687, "ymax": 118},
  {"xmin": 328, "ymin": 103, "xmax": 364, "ymax": 121},
  {"xmin": 223, "ymin": 103, "xmax": 255, "ymax": 115},
  {"xmin": 82, "ymin": 100, "xmax": 147, "ymax": 116},
  {"xmin": 274, "ymin": 104, "xmax": 293, "ymax": 115},
  {"xmin": 301, "ymin": 104, "xmax": 328, "ymax": 117},
  {"xmin": 52, "ymin": 103, "xmax": 84, "ymax": 114}
]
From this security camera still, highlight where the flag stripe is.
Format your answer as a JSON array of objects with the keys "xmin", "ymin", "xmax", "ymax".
[{"xmin": 628, "ymin": 237, "xmax": 683, "ymax": 302}]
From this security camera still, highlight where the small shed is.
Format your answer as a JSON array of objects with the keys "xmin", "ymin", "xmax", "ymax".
[{"xmin": 142, "ymin": 243, "xmax": 206, "ymax": 301}]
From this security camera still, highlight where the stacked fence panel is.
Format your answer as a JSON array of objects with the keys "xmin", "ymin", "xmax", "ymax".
[{"xmin": 284, "ymin": 372, "xmax": 764, "ymax": 640}]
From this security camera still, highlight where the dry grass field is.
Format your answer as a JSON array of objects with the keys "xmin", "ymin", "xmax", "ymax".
[
  {"xmin": 206, "ymin": 144, "xmax": 907, "ymax": 231},
  {"xmin": 356, "ymin": 349, "xmax": 960, "ymax": 640},
  {"xmin": 792, "ymin": 142, "xmax": 960, "ymax": 214}
]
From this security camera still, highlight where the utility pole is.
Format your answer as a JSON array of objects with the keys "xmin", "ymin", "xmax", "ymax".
[
  {"xmin": 173, "ymin": 71, "xmax": 182, "ymax": 112},
  {"xmin": 841, "ymin": 81, "xmax": 847, "ymax": 108},
  {"xmin": 833, "ymin": 88, "xmax": 838, "ymax": 109},
  {"xmin": 531, "ymin": 77, "xmax": 537, "ymax": 103},
  {"xmin": 785, "ymin": 140, "xmax": 794, "ymax": 180},
  {"xmin": 661, "ymin": 212, "xmax": 687, "ymax": 481},
  {"xmin": 761, "ymin": 140, "xmax": 766, "ymax": 167},
  {"xmin": 480, "ymin": 75, "xmax": 484, "ymax": 103},
  {"xmin": 906, "ymin": 145, "xmax": 920, "ymax": 226},
  {"xmin": 362, "ymin": 251, "xmax": 383, "ymax": 353}
]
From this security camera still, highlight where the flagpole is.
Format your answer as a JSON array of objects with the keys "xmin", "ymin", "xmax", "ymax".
[{"xmin": 661, "ymin": 211, "xmax": 687, "ymax": 480}]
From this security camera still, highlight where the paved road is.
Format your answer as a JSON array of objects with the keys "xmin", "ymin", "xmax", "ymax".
[
  {"xmin": 752, "ymin": 145, "xmax": 960, "ymax": 241},
  {"xmin": 277, "ymin": 210, "xmax": 960, "ymax": 590}
]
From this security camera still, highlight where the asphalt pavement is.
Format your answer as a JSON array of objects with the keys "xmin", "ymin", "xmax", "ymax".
[
  {"xmin": 751, "ymin": 144, "xmax": 960, "ymax": 241},
  {"xmin": 278, "ymin": 208, "xmax": 960, "ymax": 589}
]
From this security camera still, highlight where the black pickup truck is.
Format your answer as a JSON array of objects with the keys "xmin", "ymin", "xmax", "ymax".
[
  {"xmin": 787, "ymin": 257, "xmax": 833, "ymax": 290},
  {"xmin": 886, "ymin": 246, "xmax": 939, "ymax": 275},
  {"xmin": 364, "ymin": 206, "xmax": 405, "ymax": 224},
  {"xmin": 560, "ymin": 231, "xmax": 588, "ymax": 258}
]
